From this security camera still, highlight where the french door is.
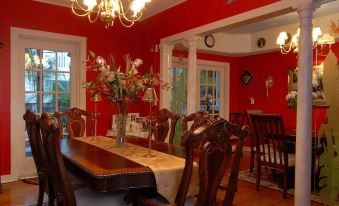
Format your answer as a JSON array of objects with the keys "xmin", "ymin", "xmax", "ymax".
[{"xmin": 11, "ymin": 28, "xmax": 85, "ymax": 179}]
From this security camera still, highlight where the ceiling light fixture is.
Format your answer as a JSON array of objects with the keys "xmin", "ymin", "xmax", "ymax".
[
  {"xmin": 70, "ymin": 0, "xmax": 152, "ymax": 28},
  {"xmin": 276, "ymin": 27, "xmax": 335, "ymax": 55}
]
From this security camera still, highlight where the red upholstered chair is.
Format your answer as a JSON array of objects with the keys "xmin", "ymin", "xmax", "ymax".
[
  {"xmin": 250, "ymin": 114, "xmax": 295, "ymax": 198},
  {"xmin": 245, "ymin": 109, "xmax": 263, "ymax": 173},
  {"xmin": 54, "ymin": 107, "xmax": 94, "ymax": 138}
]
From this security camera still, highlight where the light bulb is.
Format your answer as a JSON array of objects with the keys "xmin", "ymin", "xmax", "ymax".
[
  {"xmin": 83, "ymin": 0, "xmax": 97, "ymax": 10},
  {"xmin": 312, "ymin": 27, "xmax": 322, "ymax": 42}
]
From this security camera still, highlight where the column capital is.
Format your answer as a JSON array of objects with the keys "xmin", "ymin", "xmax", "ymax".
[
  {"xmin": 159, "ymin": 43, "xmax": 174, "ymax": 53},
  {"xmin": 186, "ymin": 36, "xmax": 201, "ymax": 48}
]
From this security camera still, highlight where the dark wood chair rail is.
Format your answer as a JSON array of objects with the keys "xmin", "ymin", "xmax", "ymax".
[{"xmin": 60, "ymin": 136, "xmax": 191, "ymax": 192}]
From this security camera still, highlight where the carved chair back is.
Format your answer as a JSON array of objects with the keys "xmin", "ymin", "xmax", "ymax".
[
  {"xmin": 23, "ymin": 110, "xmax": 53, "ymax": 205},
  {"xmin": 181, "ymin": 110, "xmax": 214, "ymax": 149},
  {"xmin": 150, "ymin": 108, "xmax": 179, "ymax": 143},
  {"xmin": 40, "ymin": 113, "xmax": 77, "ymax": 206},
  {"xmin": 176, "ymin": 118, "xmax": 249, "ymax": 206},
  {"xmin": 54, "ymin": 107, "xmax": 94, "ymax": 138}
]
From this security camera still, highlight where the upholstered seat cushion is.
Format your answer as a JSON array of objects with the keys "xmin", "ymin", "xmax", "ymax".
[
  {"xmin": 257, "ymin": 145, "xmax": 295, "ymax": 166},
  {"xmin": 75, "ymin": 188, "xmax": 130, "ymax": 206}
]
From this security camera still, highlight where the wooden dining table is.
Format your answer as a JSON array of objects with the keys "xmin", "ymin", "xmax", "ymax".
[{"xmin": 60, "ymin": 136, "xmax": 190, "ymax": 193}]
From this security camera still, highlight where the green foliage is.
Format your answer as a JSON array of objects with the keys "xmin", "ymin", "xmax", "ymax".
[
  {"xmin": 319, "ymin": 130, "xmax": 339, "ymax": 205},
  {"xmin": 170, "ymin": 68, "xmax": 187, "ymax": 144}
]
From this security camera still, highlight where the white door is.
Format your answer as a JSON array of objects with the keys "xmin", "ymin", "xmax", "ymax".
[
  {"xmin": 197, "ymin": 62, "xmax": 229, "ymax": 119},
  {"xmin": 11, "ymin": 28, "xmax": 86, "ymax": 179}
]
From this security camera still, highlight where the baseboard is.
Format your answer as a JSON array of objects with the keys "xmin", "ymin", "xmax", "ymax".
[{"xmin": 1, "ymin": 174, "xmax": 18, "ymax": 183}]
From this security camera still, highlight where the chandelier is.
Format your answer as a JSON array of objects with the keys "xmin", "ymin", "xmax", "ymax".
[
  {"xmin": 276, "ymin": 27, "xmax": 335, "ymax": 55},
  {"xmin": 70, "ymin": 0, "xmax": 152, "ymax": 28}
]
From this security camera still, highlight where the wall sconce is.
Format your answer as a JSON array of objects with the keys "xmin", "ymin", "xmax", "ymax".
[{"xmin": 265, "ymin": 76, "xmax": 273, "ymax": 97}]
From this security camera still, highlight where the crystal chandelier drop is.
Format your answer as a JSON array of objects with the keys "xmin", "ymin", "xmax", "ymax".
[
  {"xmin": 70, "ymin": 0, "xmax": 152, "ymax": 28},
  {"xmin": 276, "ymin": 27, "xmax": 335, "ymax": 54}
]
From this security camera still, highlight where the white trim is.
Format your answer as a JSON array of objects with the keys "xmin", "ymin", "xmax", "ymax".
[
  {"xmin": 10, "ymin": 27, "xmax": 86, "ymax": 180},
  {"xmin": 159, "ymin": 0, "xmax": 306, "ymax": 109},
  {"xmin": 170, "ymin": 57, "xmax": 230, "ymax": 119}
]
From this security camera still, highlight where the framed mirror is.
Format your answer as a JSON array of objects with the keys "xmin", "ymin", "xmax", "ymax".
[{"xmin": 287, "ymin": 65, "xmax": 327, "ymax": 106}]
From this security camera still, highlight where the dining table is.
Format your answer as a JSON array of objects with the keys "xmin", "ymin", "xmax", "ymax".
[{"xmin": 60, "ymin": 135, "xmax": 199, "ymax": 203}]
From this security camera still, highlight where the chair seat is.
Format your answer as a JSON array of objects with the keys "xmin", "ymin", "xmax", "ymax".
[
  {"xmin": 75, "ymin": 187, "xmax": 130, "ymax": 206},
  {"xmin": 260, "ymin": 153, "xmax": 295, "ymax": 166},
  {"xmin": 256, "ymin": 145, "xmax": 295, "ymax": 166}
]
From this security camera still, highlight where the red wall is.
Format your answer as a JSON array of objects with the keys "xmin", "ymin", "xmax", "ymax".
[
  {"xmin": 0, "ymin": 0, "xmax": 281, "ymax": 176},
  {"xmin": 0, "ymin": 0, "xmax": 141, "ymax": 175}
]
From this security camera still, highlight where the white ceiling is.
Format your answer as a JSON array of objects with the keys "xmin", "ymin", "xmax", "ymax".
[
  {"xmin": 34, "ymin": 0, "xmax": 186, "ymax": 20},
  {"xmin": 224, "ymin": 0, "xmax": 339, "ymax": 34}
]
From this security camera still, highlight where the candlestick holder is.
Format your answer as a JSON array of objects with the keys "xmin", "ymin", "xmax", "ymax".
[
  {"xmin": 91, "ymin": 94, "xmax": 102, "ymax": 141},
  {"xmin": 143, "ymin": 87, "xmax": 158, "ymax": 157}
]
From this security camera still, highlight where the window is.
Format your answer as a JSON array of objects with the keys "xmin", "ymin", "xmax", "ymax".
[
  {"xmin": 199, "ymin": 69, "xmax": 221, "ymax": 117},
  {"xmin": 25, "ymin": 49, "xmax": 71, "ymax": 114}
]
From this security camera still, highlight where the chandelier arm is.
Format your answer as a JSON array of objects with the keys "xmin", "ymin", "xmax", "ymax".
[
  {"xmin": 71, "ymin": 1, "xmax": 93, "ymax": 17},
  {"xmin": 88, "ymin": 11, "xmax": 101, "ymax": 23},
  {"xmin": 118, "ymin": 15, "xmax": 135, "ymax": 27}
]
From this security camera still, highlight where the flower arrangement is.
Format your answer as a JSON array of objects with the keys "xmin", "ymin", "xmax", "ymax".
[
  {"xmin": 83, "ymin": 51, "xmax": 171, "ymax": 114},
  {"xmin": 286, "ymin": 91, "xmax": 322, "ymax": 107}
]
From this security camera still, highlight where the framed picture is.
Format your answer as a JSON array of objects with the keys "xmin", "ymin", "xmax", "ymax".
[
  {"xmin": 240, "ymin": 70, "xmax": 253, "ymax": 86},
  {"xmin": 287, "ymin": 66, "xmax": 327, "ymax": 106}
]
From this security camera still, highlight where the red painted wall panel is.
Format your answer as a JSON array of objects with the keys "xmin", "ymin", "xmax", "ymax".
[{"xmin": 0, "ymin": 0, "xmax": 141, "ymax": 175}]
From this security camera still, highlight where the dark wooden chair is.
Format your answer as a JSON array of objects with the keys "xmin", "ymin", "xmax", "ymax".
[
  {"xmin": 23, "ymin": 110, "xmax": 54, "ymax": 206},
  {"xmin": 40, "ymin": 113, "xmax": 129, "ymax": 206},
  {"xmin": 229, "ymin": 112, "xmax": 246, "ymax": 130},
  {"xmin": 181, "ymin": 110, "xmax": 213, "ymax": 149},
  {"xmin": 130, "ymin": 117, "xmax": 250, "ymax": 206},
  {"xmin": 250, "ymin": 114, "xmax": 295, "ymax": 199},
  {"xmin": 150, "ymin": 108, "xmax": 179, "ymax": 144},
  {"xmin": 54, "ymin": 107, "xmax": 94, "ymax": 138},
  {"xmin": 245, "ymin": 109, "xmax": 263, "ymax": 173}
]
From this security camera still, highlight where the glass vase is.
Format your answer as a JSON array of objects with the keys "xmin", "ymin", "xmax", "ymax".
[{"xmin": 115, "ymin": 114, "xmax": 127, "ymax": 147}]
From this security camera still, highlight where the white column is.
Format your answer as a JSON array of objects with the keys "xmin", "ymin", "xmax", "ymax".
[
  {"xmin": 186, "ymin": 37, "xmax": 199, "ymax": 115},
  {"xmin": 295, "ymin": 2, "xmax": 314, "ymax": 206},
  {"xmin": 159, "ymin": 43, "xmax": 174, "ymax": 109}
]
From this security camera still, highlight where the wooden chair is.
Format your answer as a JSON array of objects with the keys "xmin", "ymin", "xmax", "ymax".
[
  {"xmin": 23, "ymin": 110, "xmax": 54, "ymax": 206},
  {"xmin": 250, "ymin": 114, "xmax": 295, "ymax": 198},
  {"xmin": 130, "ymin": 118, "xmax": 250, "ymax": 206},
  {"xmin": 150, "ymin": 108, "xmax": 179, "ymax": 144},
  {"xmin": 245, "ymin": 109, "xmax": 263, "ymax": 173},
  {"xmin": 181, "ymin": 110, "xmax": 214, "ymax": 149},
  {"xmin": 40, "ymin": 113, "xmax": 129, "ymax": 206},
  {"xmin": 229, "ymin": 112, "xmax": 246, "ymax": 131},
  {"xmin": 54, "ymin": 107, "xmax": 94, "ymax": 138}
]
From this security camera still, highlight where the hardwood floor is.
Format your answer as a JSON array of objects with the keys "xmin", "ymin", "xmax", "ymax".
[{"xmin": 0, "ymin": 151, "xmax": 322, "ymax": 206}]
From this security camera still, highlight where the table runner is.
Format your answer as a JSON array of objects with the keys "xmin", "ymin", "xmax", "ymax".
[{"xmin": 75, "ymin": 136, "xmax": 199, "ymax": 203}]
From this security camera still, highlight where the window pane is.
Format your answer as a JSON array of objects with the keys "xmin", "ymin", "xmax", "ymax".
[
  {"xmin": 58, "ymin": 94, "xmax": 70, "ymax": 112},
  {"xmin": 200, "ymin": 70, "xmax": 206, "ymax": 84},
  {"xmin": 207, "ymin": 85, "xmax": 213, "ymax": 97},
  {"xmin": 58, "ymin": 73, "xmax": 70, "ymax": 92},
  {"xmin": 43, "ymin": 72, "xmax": 56, "ymax": 92},
  {"xmin": 25, "ymin": 71, "xmax": 40, "ymax": 92},
  {"xmin": 42, "ymin": 50, "xmax": 56, "ymax": 70},
  {"xmin": 200, "ymin": 85, "xmax": 206, "ymax": 98},
  {"xmin": 57, "ymin": 52, "xmax": 71, "ymax": 72},
  {"xmin": 207, "ymin": 71, "xmax": 214, "ymax": 84},
  {"xmin": 25, "ymin": 48, "xmax": 40, "ymax": 70},
  {"xmin": 42, "ymin": 94, "xmax": 56, "ymax": 112},
  {"xmin": 25, "ymin": 93, "xmax": 40, "ymax": 113}
]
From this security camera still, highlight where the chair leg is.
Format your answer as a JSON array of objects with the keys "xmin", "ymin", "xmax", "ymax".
[
  {"xmin": 250, "ymin": 148, "xmax": 255, "ymax": 173},
  {"xmin": 256, "ymin": 161, "xmax": 261, "ymax": 191},
  {"xmin": 283, "ymin": 169, "xmax": 288, "ymax": 199},
  {"xmin": 37, "ymin": 177, "xmax": 45, "ymax": 206}
]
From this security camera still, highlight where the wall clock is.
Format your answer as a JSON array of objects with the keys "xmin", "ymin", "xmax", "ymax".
[{"xmin": 204, "ymin": 35, "xmax": 215, "ymax": 48}]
